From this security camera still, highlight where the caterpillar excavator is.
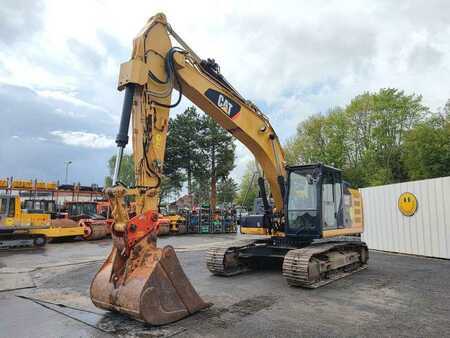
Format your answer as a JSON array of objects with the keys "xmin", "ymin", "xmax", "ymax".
[{"xmin": 90, "ymin": 13, "xmax": 368, "ymax": 326}]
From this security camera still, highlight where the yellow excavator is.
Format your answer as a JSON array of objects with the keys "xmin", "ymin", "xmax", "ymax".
[{"xmin": 90, "ymin": 13, "xmax": 368, "ymax": 326}]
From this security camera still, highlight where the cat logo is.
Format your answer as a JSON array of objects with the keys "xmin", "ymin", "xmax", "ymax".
[
  {"xmin": 217, "ymin": 94, "xmax": 234, "ymax": 115},
  {"xmin": 204, "ymin": 89, "xmax": 241, "ymax": 118}
]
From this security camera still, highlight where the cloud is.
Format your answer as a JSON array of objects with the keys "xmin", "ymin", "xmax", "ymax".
[
  {"xmin": 0, "ymin": 0, "xmax": 44, "ymax": 45},
  {"xmin": 37, "ymin": 90, "xmax": 108, "ymax": 112},
  {"xmin": 67, "ymin": 38, "xmax": 104, "ymax": 71},
  {"xmin": 53, "ymin": 108, "xmax": 86, "ymax": 119},
  {"xmin": 50, "ymin": 130, "xmax": 115, "ymax": 149},
  {"xmin": 0, "ymin": 83, "xmax": 115, "ymax": 184}
]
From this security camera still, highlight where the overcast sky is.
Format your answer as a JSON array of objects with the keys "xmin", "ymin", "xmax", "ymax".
[{"xmin": 0, "ymin": 0, "xmax": 449, "ymax": 186}]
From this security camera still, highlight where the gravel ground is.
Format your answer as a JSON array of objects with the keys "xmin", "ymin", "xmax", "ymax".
[{"xmin": 0, "ymin": 235, "xmax": 449, "ymax": 337}]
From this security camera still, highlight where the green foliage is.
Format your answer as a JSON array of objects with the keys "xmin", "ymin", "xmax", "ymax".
[
  {"xmin": 285, "ymin": 107, "xmax": 346, "ymax": 168},
  {"xmin": 191, "ymin": 177, "xmax": 210, "ymax": 206},
  {"xmin": 168, "ymin": 107, "xmax": 206, "ymax": 194},
  {"xmin": 199, "ymin": 115, "xmax": 235, "ymax": 179},
  {"xmin": 217, "ymin": 177, "xmax": 238, "ymax": 205},
  {"xmin": 198, "ymin": 115, "xmax": 236, "ymax": 209},
  {"xmin": 284, "ymin": 88, "xmax": 441, "ymax": 187},
  {"xmin": 105, "ymin": 154, "xmax": 135, "ymax": 187},
  {"xmin": 402, "ymin": 114, "xmax": 450, "ymax": 180},
  {"xmin": 235, "ymin": 161, "xmax": 259, "ymax": 210},
  {"xmin": 160, "ymin": 175, "xmax": 183, "ymax": 203},
  {"xmin": 160, "ymin": 117, "xmax": 188, "ymax": 199}
]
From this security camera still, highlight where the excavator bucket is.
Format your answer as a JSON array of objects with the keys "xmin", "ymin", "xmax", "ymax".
[{"xmin": 90, "ymin": 233, "xmax": 208, "ymax": 325}]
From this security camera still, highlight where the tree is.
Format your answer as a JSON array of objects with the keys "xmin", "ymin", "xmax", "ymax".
[
  {"xmin": 199, "ymin": 115, "xmax": 235, "ymax": 210},
  {"xmin": 217, "ymin": 177, "xmax": 238, "ymax": 206},
  {"xmin": 284, "ymin": 107, "xmax": 346, "ymax": 167},
  {"xmin": 344, "ymin": 88, "xmax": 428, "ymax": 185},
  {"xmin": 159, "ymin": 176, "xmax": 182, "ymax": 204},
  {"xmin": 191, "ymin": 177, "xmax": 210, "ymax": 207},
  {"xmin": 283, "ymin": 88, "xmax": 430, "ymax": 187},
  {"xmin": 168, "ymin": 107, "xmax": 206, "ymax": 196},
  {"xmin": 402, "ymin": 113, "xmax": 450, "ymax": 180},
  {"xmin": 161, "ymin": 119, "xmax": 185, "ymax": 199},
  {"xmin": 105, "ymin": 154, "xmax": 135, "ymax": 187},
  {"xmin": 235, "ymin": 160, "xmax": 259, "ymax": 210},
  {"xmin": 442, "ymin": 99, "xmax": 450, "ymax": 118}
]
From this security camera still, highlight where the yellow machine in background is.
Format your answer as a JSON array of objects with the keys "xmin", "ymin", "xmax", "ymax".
[
  {"xmin": 0, "ymin": 194, "xmax": 49, "ymax": 248},
  {"xmin": 168, "ymin": 214, "xmax": 187, "ymax": 234},
  {"xmin": 0, "ymin": 178, "xmax": 86, "ymax": 248}
]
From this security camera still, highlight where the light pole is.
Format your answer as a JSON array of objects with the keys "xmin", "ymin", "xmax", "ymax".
[{"xmin": 64, "ymin": 161, "xmax": 72, "ymax": 184}]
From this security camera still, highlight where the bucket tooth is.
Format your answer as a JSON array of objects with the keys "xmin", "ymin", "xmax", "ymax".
[{"xmin": 90, "ymin": 235, "xmax": 208, "ymax": 325}]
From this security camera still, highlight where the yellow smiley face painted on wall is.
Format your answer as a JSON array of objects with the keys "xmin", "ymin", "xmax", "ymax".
[{"xmin": 398, "ymin": 192, "xmax": 418, "ymax": 216}]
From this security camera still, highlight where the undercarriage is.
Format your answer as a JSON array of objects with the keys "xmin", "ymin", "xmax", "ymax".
[
  {"xmin": 206, "ymin": 237, "xmax": 368, "ymax": 288},
  {"xmin": 0, "ymin": 232, "xmax": 47, "ymax": 249}
]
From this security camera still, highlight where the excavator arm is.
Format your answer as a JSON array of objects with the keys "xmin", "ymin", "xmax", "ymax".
[
  {"xmin": 90, "ymin": 13, "xmax": 286, "ymax": 325},
  {"xmin": 114, "ymin": 13, "xmax": 286, "ymax": 212}
]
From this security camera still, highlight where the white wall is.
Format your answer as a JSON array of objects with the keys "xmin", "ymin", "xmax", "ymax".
[{"xmin": 361, "ymin": 176, "xmax": 450, "ymax": 259}]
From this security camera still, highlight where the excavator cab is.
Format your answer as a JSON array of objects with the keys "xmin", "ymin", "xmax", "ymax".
[
  {"xmin": 241, "ymin": 164, "xmax": 347, "ymax": 239},
  {"xmin": 285, "ymin": 163, "xmax": 363, "ymax": 241},
  {"xmin": 285, "ymin": 164, "xmax": 341, "ymax": 240}
]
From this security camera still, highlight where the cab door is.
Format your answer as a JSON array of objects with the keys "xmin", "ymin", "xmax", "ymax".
[
  {"xmin": 321, "ymin": 172, "xmax": 337, "ymax": 230},
  {"xmin": 0, "ymin": 197, "xmax": 17, "ymax": 227},
  {"xmin": 320, "ymin": 171, "xmax": 343, "ymax": 231},
  {"xmin": 285, "ymin": 169, "xmax": 321, "ymax": 240}
]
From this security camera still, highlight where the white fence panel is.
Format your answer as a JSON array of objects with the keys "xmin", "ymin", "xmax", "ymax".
[{"xmin": 361, "ymin": 176, "xmax": 450, "ymax": 259}]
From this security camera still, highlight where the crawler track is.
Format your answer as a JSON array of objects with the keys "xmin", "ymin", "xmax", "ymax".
[
  {"xmin": 206, "ymin": 239, "xmax": 258, "ymax": 276},
  {"xmin": 0, "ymin": 234, "xmax": 47, "ymax": 249},
  {"xmin": 282, "ymin": 242, "xmax": 368, "ymax": 288}
]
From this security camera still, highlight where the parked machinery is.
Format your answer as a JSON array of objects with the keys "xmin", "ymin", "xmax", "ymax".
[
  {"xmin": 163, "ymin": 208, "xmax": 237, "ymax": 235},
  {"xmin": 0, "ymin": 178, "xmax": 83, "ymax": 248},
  {"xmin": 23, "ymin": 198, "xmax": 86, "ymax": 241},
  {"xmin": 157, "ymin": 213, "xmax": 171, "ymax": 236},
  {"xmin": 168, "ymin": 214, "xmax": 187, "ymax": 234},
  {"xmin": 64, "ymin": 201, "xmax": 112, "ymax": 240},
  {"xmin": 0, "ymin": 194, "xmax": 48, "ymax": 248}
]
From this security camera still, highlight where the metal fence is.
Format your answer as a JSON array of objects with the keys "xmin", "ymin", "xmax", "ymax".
[{"xmin": 361, "ymin": 176, "xmax": 450, "ymax": 259}]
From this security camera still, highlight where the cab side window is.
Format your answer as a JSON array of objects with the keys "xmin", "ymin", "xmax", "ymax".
[
  {"xmin": 322, "ymin": 173, "xmax": 337, "ymax": 229},
  {"xmin": 8, "ymin": 198, "xmax": 16, "ymax": 217},
  {"xmin": 0, "ymin": 198, "xmax": 7, "ymax": 214},
  {"xmin": 1, "ymin": 197, "xmax": 16, "ymax": 217}
]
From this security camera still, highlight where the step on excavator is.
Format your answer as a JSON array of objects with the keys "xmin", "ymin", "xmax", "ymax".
[{"xmin": 90, "ymin": 13, "xmax": 368, "ymax": 325}]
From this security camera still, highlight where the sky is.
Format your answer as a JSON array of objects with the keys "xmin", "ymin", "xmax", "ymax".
[{"xmin": 0, "ymin": 0, "xmax": 449, "ymax": 187}]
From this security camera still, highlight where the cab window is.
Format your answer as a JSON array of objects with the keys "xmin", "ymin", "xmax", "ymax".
[
  {"xmin": 321, "ymin": 173, "xmax": 337, "ymax": 229},
  {"xmin": 0, "ymin": 197, "xmax": 15, "ymax": 217}
]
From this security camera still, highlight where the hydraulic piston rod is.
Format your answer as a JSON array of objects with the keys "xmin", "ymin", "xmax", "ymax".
[{"xmin": 112, "ymin": 84, "xmax": 135, "ymax": 185}]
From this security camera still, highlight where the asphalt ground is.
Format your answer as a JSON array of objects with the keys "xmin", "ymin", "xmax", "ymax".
[{"xmin": 0, "ymin": 234, "xmax": 449, "ymax": 337}]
